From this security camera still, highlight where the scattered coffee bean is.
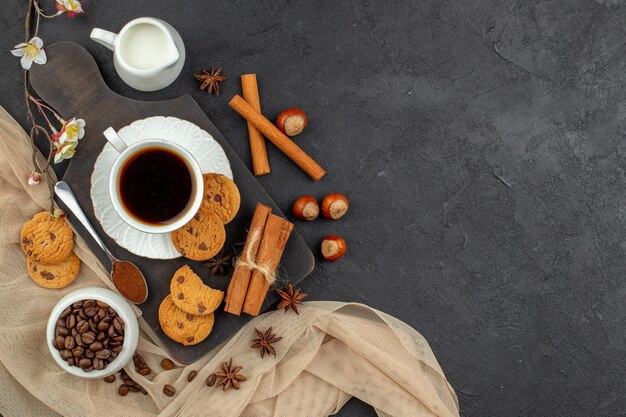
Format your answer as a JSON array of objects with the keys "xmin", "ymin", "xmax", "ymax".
[
  {"xmin": 206, "ymin": 373, "xmax": 217, "ymax": 387},
  {"xmin": 160, "ymin": 358, "xmax": 174, "ymax": 370},
  {"xmin": 163, "ymin": 384, "xmax": 176, "ymax": 397},
  {"xmin": 138, "ymin": 367, "xmax": 151, "ymax": 376},
  {"xmin": 139, "ymin": 386, "xmax": 148, "ymax": 395},
  {"xmin": 187, "ymin": 370, "xmax": 197, "ymax": 382},
  {"xmin": 52, "ymin": 299, "xmax": 125, "ymax": 373},
  {"xmin": 103, "ymin": 375, "xmax": 116, "ymax": 383},
  {"xmin": 127, "ymin": 385, "xmax": 140, "ymax": 392},
  {"xmin": 118, "ymin": 384, "xmax": 129, "ymax": 396}
]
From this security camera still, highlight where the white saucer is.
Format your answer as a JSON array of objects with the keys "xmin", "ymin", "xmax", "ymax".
[{"xmin": 91, "ymin": 116, "xmax": 232, "ymax": 259}]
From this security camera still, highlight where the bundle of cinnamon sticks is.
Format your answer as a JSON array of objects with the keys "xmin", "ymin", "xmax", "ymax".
[{"xmin": 224, "ymin": 203, "xmax": 293, "ymax": 316}]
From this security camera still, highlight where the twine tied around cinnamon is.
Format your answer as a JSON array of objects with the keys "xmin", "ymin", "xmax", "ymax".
[{"xmin": 234, "ymin": 228, "xmax": 276, "ymax": 285}]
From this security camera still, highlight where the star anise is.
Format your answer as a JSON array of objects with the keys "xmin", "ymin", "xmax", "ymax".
[
  {"xmin": 276, "ymin": 284, "xmax": 307, "ymax": 315},
  {"xmin": 194, "ymin": 67, "xmax": 227, "ymax": 96},
  {"xmin": 251, "ymin": 327, "xmax": 283, "ymax": 358},
  {"xmin": 205, "ymin": 250, "xmax": 233, "ymax": 275},
  {"xmin": 214, "ymin": 358, "xmax": 246, "ymax": 391}
]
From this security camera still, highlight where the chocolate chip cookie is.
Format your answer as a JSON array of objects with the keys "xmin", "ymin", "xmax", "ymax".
[
  {"xmin": 170, "ymin": 265, "xmax": 224, "ymax": 316},
  {"xmin": 158, "ymin": 295, "xmax": 214, "ymax": 346},
  {"xmin": 20, "ymin": 211, "xmax": 73, "ymax": 264},
  {"xmin": 201, "ymin": 173, "xmax": 240, "ymax": 224},
  {"xmin": 27, "ymin": 251, "xmax": 80, "ymax": 289},
  {"xmin": 171, "ymin": 207, "xmax": 225, "ymax": 261}
]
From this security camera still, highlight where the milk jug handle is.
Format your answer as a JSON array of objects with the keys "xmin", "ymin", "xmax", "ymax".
[{"xmin": 90, "ymin": 28, "xmax": 117, "ymax": 51}]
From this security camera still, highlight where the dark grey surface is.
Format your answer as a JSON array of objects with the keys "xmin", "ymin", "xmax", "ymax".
[{"xmin": 1, "ymin": 0, "xmax": 625, "ymax": 416}]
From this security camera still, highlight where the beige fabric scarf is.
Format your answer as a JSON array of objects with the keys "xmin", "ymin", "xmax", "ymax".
[{"xmin": 0, "ymin": 106, "xmax": 459, "ymax": 417}]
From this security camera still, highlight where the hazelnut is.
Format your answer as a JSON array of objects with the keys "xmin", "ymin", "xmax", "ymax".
[
  {"xmin": 320, "ymin": 235, "xmax": 346, "ymax": 261},
  {"xmin": 292, "ymin": 196, "xmax": 319, "ymax": 221},
  {"xmin": 276, "ymin": 108, "xmax": 307, "ymax": 136},
  {"xmin": 321, "ymin": 193, "xmax": 349, "ymax": 220}
]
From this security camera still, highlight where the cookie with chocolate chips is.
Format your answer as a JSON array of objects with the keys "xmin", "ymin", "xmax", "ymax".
[
  {"xmin": 171, "ymin": 207, "xmax": 225, "ymax": 261},
  {"xmin": 170, "ymin": 265, "xmax": 224, "ymax": 316},
  {"xmin": 158, "ymin": 295, "xmax": 214, "ymax": 346},
  {"xmin": 27, "ymin": 251, "xmax": 80, "ymax": 289},
  {"xmin": 20, "ymin": 211, "xmax": 74, "ymax": 264},
  {"xmin": 201, "ymin": 173, "xmax": 240, "ymax": 224}
]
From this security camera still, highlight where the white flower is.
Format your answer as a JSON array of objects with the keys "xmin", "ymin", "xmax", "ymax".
[
  {"xmin": 11, "ymin": 37, "xmax": 47, "ymax": 70},
  {"xmin": 55, "ymin": 0, "xmax": 84, "ymax": 16},
  {"xmin": 27, "ymin": 170, "xmax": 42, "ymax": 185},
  {"xmin": 58, "ymin": 117, "xmax": 85, "ymax": 145},
  {"xmin": 54, "ymin": 141, "xmax": 77, "ymax": 163}
]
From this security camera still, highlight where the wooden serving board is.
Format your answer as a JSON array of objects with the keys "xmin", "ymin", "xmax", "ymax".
[{"xmin": 30, "ymin": 42, "xmax": 314, "ymax": 364}]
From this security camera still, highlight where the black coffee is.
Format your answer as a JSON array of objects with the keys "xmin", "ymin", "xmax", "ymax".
[{"xmin": 119, "ymin": 147, "xmax": 193, "ymax": 224}]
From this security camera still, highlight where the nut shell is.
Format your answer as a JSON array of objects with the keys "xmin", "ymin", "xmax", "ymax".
[
  {"xmin": 320, "ymin": 235, "xmax": 346, "ymax": 261},
  {"xmin": 276, "ymin": 108, "xmax": 307, "ymax": 136},
  {"xmin": 321, "ymin": 194, "xmax": 349, "ymax": 220},
  {"xmin": 292, "ymin": 196, "xmax": 319, "ymax": 221}
]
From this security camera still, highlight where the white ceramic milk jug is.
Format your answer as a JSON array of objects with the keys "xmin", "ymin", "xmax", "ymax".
[{"xmin": 90, "ymin": 17, "xmax": 185, "ymax": 92}]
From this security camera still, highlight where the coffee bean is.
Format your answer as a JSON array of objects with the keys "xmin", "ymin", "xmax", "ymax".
[
  {"xmin": 93, "ymin": 358, "xmax": 105, "ymax": 370},
  {"xmin": 118, "ymin": 384, "xmax": 129, "ymax": 396},
  {"xmin": 113, "ymin": 317, "xmax": 124, "ymax": 332},
  {"xmin": 103, "ymin": 375, "xmax": 115, "ymax": 383},
  {"xmin": 96, "ymin": 300, "xmax": 109, "ymax": 309},
  {"xmin": 64, "ymin": 336, "xmax": 75, "ymax": 349},
  {"xmin": 161, "ymin": 358, "xmax": 174, "ymax": 370},
  {"xmin": 96, "ymin": 349, "xmax": 110, "ymax": 359},
  {"xmin": 54, "ymin": 335, "xmax": 65, "ymax": 350},
  {"xmin": 78, "ymin": 358, "xmax": 92, "ymax": 369},
  {"xmin": 139, "ymin": 386, "xmax": 148, "ymax": 395},
  {"xmin": 84, "ymin": 307, "xmax": 97, "ymax": 317},
  {"xmin": 138, "ymin": 367, "xmax": 151, "ymax": 376},
  {"xmin": 89, "ymin": 341, "xmax": 103, "ymax": 352},
  {"xmin": 206, "ymin": 374, "xmax": 217, "ymax": 387},
  {"xmin": 81, "ymin": 332, "xmax": 96, "ymax": 344},
  {"xmin": 187, "ymin": 370, "xmax": 197, "ymax": 382},
  {"xmin": 127, "ymin": 385, "xmax": 140, "ymax": 392},
  {"xmin": 163, "ymin": 384, "xmax": 176, "ymax": 397},
  {"xmin": 59, "ymin": 306, "xmax": 72, "ymax": 319},
  {"xmin": 125, "ymin": 378, "xmax": 138, "ymax": 387},
  {"xmin": 54, "ymin": 300, "xmax": 124, "ymax": 373},
  {"xmin": 76, "ymin": 320, "xmax": 89, "ymax": 333}
]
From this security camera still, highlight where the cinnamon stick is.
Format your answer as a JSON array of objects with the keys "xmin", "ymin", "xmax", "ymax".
[
  {"xmin": 242, "ymin": 214, "xmax": 293, "ymax": 316},
  {"xmin": 223, "ymin": 204, "xmax": 272, "ymax": 315},
  {"xmin": 241, "ymin": 74, "xmax": 270, "ymax": 176},
  {"xmin": 229, "ymin": 95, "xmax": 326, "ymax": 181}
]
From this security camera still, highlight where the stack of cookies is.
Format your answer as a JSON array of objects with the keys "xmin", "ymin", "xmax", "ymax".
[
  {"xmin": 171, "ymin": 173, "xmax": 240, "ymax": 261},
  {"xmin": 159, "ymin": 265, "xmax": 224, "ymax": 346},
  {"xmin": 20, "ymin": 211, "xmax": 81, "ymax": 289}
]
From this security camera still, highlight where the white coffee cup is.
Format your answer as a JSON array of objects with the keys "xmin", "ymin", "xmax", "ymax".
[{"xmin": 103, "ymin": 127, "xmax": 203, "ymax": 234}]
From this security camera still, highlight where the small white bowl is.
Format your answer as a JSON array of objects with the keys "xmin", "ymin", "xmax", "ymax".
[{"xmin": 46, "ymin": 287, "xmax": 139, "ymax": 379}]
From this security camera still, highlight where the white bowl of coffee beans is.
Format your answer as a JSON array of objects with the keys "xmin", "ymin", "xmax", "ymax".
[{"xmin": 46, "ymin": 287, "xmax": 139, "ymax": 378}]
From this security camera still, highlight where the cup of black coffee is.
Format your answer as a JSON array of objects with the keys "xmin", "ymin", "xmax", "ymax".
[{"xmin": 104, "ymin": 126, "xmax": 204, "ymax": 234}]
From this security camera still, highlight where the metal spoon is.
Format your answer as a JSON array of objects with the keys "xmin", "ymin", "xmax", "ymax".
[{"xmin": 54, "ymin": 181, "xmax": 148, "ymax": 304}]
